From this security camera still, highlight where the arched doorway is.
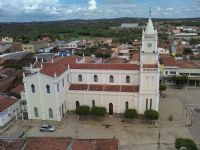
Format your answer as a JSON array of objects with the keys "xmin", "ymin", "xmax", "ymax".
[
  {"xmin": 76, "ymin": 101, "xmax": 80, "ymax": 109},
  {"xmin": 109, "ymin": 103, "xmax": 113, "ymax": 115},
  {"xmin": 62, "ymin": 104, "xmax": 64, "ymax": 118}
]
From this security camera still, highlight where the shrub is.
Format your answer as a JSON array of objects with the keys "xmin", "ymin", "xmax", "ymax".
[
  {"xmin": 144, "ymin": 109, "xmax": 159, "ymax": 120},
  {"xmin": 75, "ymin": 105, "xmax": 90, "ymax": 116},
  {"xmin": 124, "ymin": 109, "xmax": 138, "ymax": 119},
  {"xmin": 175, "ymin": 138, "xmax": 197, "ymax": 150},
  {"xmin": 91, "ymin": 107, "xmax": 106, "ymax": 116},
  {"xmin": 159, "ymin": 84, "xmax": 166, "ymax": 92}
]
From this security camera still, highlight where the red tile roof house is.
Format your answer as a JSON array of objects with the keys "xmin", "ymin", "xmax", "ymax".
[
  {"xmin": 0, "ymin": 96, "xmax": 20, "ymax": 127},
  {"xmin": 0, "ymin": 137, "xmax": 118, "ymax": 150}
]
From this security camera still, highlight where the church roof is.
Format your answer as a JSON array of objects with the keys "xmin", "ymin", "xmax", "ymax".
[{"xmin": 145, "ymin": 18, "xmax": 155, "ymax": 34}]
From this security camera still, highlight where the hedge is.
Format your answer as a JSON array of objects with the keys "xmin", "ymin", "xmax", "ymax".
[
  {"xmin": 144, "ymin": 109, "xmax": 159, "ymax": 120},
  {"xmin": 124, "ymin": 109, "xmax": 138, "ymax": 119},
  {"xmin": 175, "ymin": 138, "xmax": 197, "ymax": 150},
  {"xmin": 75, "ymin": 105, "xmax": 90, "ymax": 116},
  {"xmin": 91, "ymin": 107, "xmax": 106, "ymax": 116}
]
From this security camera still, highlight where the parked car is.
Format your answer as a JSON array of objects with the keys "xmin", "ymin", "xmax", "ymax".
[{"xmin": 40, "ymin": 124, "xmax": 55, "ymax": 132}]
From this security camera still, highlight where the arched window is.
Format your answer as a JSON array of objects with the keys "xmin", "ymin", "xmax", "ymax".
[
  {"xmin": 49, "ymin": 108, "xmax": 53, "ymax": 118},
  {"xmin": 46, "ymin": 85, "xmax": 50, "ymax": 94},
  {"xmin": 92, "ymin": 100, "xmax": 95, "ymax": 108},
  {"xmin": 57, "ymin": 83, "xmax": 59, "ymax": 92},
  {"xmin": 34, "ymin": 107, "xmax": 38, "ymax": 117},
  {"xmin": 125, "ymin": 101, "xmax": 129, "ymax": 110},
  {"xmin": 94, "ymin": 75, "xmax": 98, "ymax": 82},
  {"xmin": 146, "ymin": 99, "xmax": 148, "ymax": 110},
  {"xmin": 150, "ymin": 99, "xmax": 152, "ymax": 110},
  {"xmin": 62, "ymin": 79, "xmax": 64, "ymax": 87},
  {"xmin": 76, "ymin": 101, "xmax": 80, "ymax": 108},
  {"xmin": 78, "ymin": 74, "xmax": 82, "ymax": 82},
  {"xmin": 31, "ymin": 84, "xmax": 35, "ymax": 93},
  {"xmin": 109, "ymin": 75, "xmax": 114, "ymax": 83},
  {"xmin": 126, "ymin": 76, "xmax": 130, "ymax": 83}
]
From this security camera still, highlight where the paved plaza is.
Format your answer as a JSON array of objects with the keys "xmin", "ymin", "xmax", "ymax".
[{"xmin": 1, "ymin": 86, "xmax": 199, "ymax": 150}]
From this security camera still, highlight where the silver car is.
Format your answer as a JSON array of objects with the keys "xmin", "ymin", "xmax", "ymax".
[{"xmin": 40, "ymin": 124, "xmax": 55, "ymax": 132}]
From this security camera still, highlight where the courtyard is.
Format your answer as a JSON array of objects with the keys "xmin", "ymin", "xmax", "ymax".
[{"xmin": 1, "ymin": 86, "xmax": 199, "ymax": 150}]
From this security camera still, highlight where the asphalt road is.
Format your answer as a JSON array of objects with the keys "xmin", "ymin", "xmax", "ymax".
[{"xmin": 177, "ymin": 87, "xmax": 200, "ymax": 145}]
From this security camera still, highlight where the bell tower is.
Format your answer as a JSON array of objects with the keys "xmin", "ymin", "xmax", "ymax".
[
  {"xmin": 138, "ymin": 10, "xmax": 160, "ymax": 114},
  {"xmin": 140, "ymin": 10, "xmax": 158, "ymax": 64}
]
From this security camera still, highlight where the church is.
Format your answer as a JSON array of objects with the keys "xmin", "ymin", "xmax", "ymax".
[{"xmin": 23, "ymin": 16, "xmax": 160, "ymax": 121}]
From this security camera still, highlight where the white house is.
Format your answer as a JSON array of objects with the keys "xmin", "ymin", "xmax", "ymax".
[
  {"xmin": 0, "ymin": 96, "xmax": 20, "ymax": 127},
  {"xmin": 23, "ymin": 16, "xmax": 160, "ymax": 122}
]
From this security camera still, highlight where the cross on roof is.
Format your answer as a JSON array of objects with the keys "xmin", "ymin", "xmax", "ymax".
[{"xmin": 149, "ymin": 8, "xmax": 152, "ymax": 17}]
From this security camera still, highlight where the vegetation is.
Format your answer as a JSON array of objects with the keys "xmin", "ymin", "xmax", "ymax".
[
  {"xmin": 3, "ymin": 63, "xmax": 23, "ymax": 70},
  {"xmin": 75, "ymin": 105, "xmax": 90, "ymax": 116},
  {"xmin": 189, "ymin": 38, "xmax": 200, "ymax": 45},
  {"xmin": 183, "ymin": 48, "xmax": 193, "ymax": 55},
  {"xmin": 124, "ymin": 109, "xmax": 138, "ymax": 119},
  {"xmin": 173, "ymin": 75, "xmax": 188, "ymax": 88},
  {"xmin": 158, "ymin": 33, "xmax": 169, "ymax": 40},
  {"xmin": 144, "ymin": 109, "xmax": 159, "ymax": 120},
  {"xmin": 175, "ymin": 138, "xmax": 197, "ymax": 150},
  {"xmin": 91, "ymin": 107, "xmax": 106, "ymax": 116},
  {"xmin": 159, "ymin": 84, "xmax": 166, "ymax": 93}
]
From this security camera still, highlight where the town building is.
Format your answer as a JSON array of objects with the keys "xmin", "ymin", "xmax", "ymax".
[
  {"xmin": 23, "ymin": 16, "xmax": 160, "ymax": 121},
  {"xmin": 0, "ymin": 96, "xmax": 20, "ymax": 127},
  {"xmin": 160, "ymin": 55, "xmax": 200, "ymax": 86},
  {"xmin": 22, "ymin": 41, "xmax": 48, "ymax": 53},
  {"xmin": 1, "ymin": 37, "xmax": 13, "ymax": 43}
]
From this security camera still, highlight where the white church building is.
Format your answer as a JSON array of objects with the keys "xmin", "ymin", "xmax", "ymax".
[{"xmin": 23, "ymin": 17, "xmax": 160, "ymax": 121}]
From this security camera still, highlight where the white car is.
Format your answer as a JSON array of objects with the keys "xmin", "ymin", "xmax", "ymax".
[{"xmin": 40, "ymin": 124, "xmax": 55, "ymax": 132}]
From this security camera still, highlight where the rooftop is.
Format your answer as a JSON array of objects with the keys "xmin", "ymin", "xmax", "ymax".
[
  {"xmin": 0, "ymin": 137, "xmax": 118, "ymax": 150},
  {"xmin": 69, "ymin": 84, "xmax": 139, "ymax": 93},
  {"xmin": 0, "ymin": 97, "xmax": 17, "ymax": 112}
]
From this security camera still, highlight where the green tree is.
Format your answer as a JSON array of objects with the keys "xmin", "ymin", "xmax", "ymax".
[
  {"xmin": 144, "ymin": 109, "xmax": 159, "ymax": 120},
  {"xmin": 173, "ymin": 75, "xmax": 188, "ymax": 88},
  {"xmin": 159, "ymin": 84, "xmax": 166, "ymax": 93},
  {"xmin": 91, "ymin": 107, "xmax": 106, "ymax": 116},
  {"xmin": 75, "ymin": 106, "xmax": 90, "ymax": 116},
  {"xmin": 124, "ymin": 109, "xmax": 138, "ymax": 119},
  {"xmin": 183, "ymin": 48, "xmax": 193, "ymax": 55},
  {"xmin": 175, "ymin": 138, "xmax": 197, "ymax": 150}
]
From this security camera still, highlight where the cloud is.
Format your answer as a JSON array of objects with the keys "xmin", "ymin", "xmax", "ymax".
[{"xmin": 88, "ymin": 0, "xmax": 97, "ymax": 11}]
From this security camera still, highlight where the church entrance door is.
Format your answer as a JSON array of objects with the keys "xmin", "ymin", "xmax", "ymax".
[{"xmin": 109, "ymin": 103, "xmax": 113, "ymax": 115}]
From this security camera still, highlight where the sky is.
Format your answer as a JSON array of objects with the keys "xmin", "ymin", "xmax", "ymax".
[{"xmin": 0, "ymin": 0, "xmax": 199, "ymax": 22}]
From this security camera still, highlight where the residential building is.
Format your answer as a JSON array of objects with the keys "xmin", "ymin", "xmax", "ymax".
[
  {"xmin": 160, "ymin": 55, "xmax": 200, "ymax": 86},
  {"xmin": 22, "ymin": 41, "xmax": 48, "ymax": 53},
  {"xmin": 0, "ymin": 96, "xmax": 20, "ymax": 127},
  {"xmin": 23, "ymin": 16, "xmax": 160, "ymax": 121},
  {"xmin": 1, "ymin": 37, "xmax": 13, "ymax": 43}
]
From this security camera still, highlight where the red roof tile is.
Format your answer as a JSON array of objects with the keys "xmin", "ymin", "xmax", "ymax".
[
  {"xmin": 121, "ymin": 85, "xmax": 139, "ymax": 92},
  {"xmin": 176, "ymin": 61, "xmax": 200, "ymax": 69},
  {"xmin": 69, "ymin": 84, "xmax": 88, "ymax": 90},
  {"xmin": 161, "ymin": 57, "xmax": 178, "ymax": 67},
  {"xmin": 55, "ymin": 55, "xmax": 82, "ymax": 66},
  {"xmin": 70, "ymin": 63, "xmax": 139, "ymax": 70},
  {"xmin": 69, "ymin": 84, "xmax": 139, "ymax": 93},
  {"xmin": 40, "ymin": 63, "xmax": 66, "ymax": 77},
  {"xmin": 143, "ymin": 64, "xmax": 157, "ymax": 68},
  {"xmin": 89, "ymin": 84, "xmax": 104, "ymax": 91},
  {"xmin": 10, "ymin": 84, "xmax": 24, "ymax": 94},
  {"xmin": 72, "ymin": 139, "xmax": 118, "ymax": 150},
  {"xmin": 104, "ymin": 85, "xmax": 120, "ymax": 92},
  {"xmin": 0, "ymin": 97, "xmax": 17, "ymax": 112},
  {"xmin": 24, "ymin": 137, "xmax": 71, "ymax": 150}
]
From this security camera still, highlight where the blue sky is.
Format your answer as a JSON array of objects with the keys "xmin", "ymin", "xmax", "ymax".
[{"xmin": 0, "ymin": 0, "xmax": 199, "ymax": 22}]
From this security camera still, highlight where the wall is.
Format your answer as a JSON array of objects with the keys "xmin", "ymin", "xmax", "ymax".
[{"xmin": 0, "ymin": 101, "xmax": 20, "ymax": 127}]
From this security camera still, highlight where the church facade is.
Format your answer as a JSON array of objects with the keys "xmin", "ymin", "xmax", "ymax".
[{"xmin": 23, "ymin": 17, "xmax": 160, "ymax": 121}]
